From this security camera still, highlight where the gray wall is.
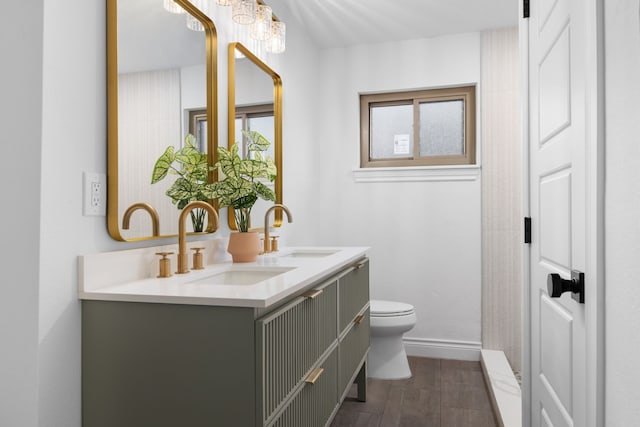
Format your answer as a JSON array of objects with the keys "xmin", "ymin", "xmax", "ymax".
[
  {"xmin": 604, "ymin": 0, "xmax": 640, "ymax": 424},
  {"xmin": 0, "ymin": 1, "xmax": 44, "ymax": 425}
]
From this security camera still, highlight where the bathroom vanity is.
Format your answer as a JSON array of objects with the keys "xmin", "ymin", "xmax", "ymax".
[{"xmin": 80, "ymin": 246, "xmax": 369, "ymax": 427}]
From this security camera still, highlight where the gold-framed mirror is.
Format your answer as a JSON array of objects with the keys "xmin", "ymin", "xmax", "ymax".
[
  {"xmin": 107, "ymin": 0, "xmax": 218, "ymax": 241},
  {"xmin": 227, "ymin": 42, "xmax": 283, "ymax": 230}
]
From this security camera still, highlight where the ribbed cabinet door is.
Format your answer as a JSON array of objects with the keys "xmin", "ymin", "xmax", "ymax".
[
  {"xmin": 268, "ymin": 348, "xmax": 338, "ymax": 427},
  {"xmin": 338, "ymin": 307, "xmax": 370, "ymax": 395},
  {"xmin": 338, "ymin": 259, "xmax": 369, "ymax": 333},
  {"xmin": 256, "ymin": 280, "xmax": 337, "ymax": 425}
]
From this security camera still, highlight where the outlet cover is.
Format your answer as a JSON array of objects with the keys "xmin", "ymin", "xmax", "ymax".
[{"xmin": 83, "ymin": 172, "xmax": 106, "ymax": 216}]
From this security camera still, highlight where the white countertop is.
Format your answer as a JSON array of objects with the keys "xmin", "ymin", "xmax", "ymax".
[{"xmin": 79, "ymin": 245, "xmax": 368, "ymax": 308}]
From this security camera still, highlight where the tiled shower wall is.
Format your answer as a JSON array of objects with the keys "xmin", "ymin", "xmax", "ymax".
[{"xmin": 480, "ymin": 28, "xmax": 521, "ymax": 371}]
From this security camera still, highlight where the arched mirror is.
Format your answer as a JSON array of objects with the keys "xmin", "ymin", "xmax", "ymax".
[
  {"xmin": 107, "ymin": 0, "xmax": 218, "ymax": 241},
  {"xmin": 227, "ymin": 42, "xmax": 282, "ymax": 230}
]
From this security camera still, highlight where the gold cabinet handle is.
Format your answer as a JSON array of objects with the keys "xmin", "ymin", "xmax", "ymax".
[
  {"xmin": 305, "ymin": 367, "xmax": 324, "ymax": 385},
  {"xmin": 303, "ymin": 289, "xmax": 323, "ymax": 299},
  {"xmin": 354, "ymin": 261, "xmax": 367, "ymax": 270},
  {"xmin": 354, "ymin": 314, "xmax": 365, "ymax": 325}
]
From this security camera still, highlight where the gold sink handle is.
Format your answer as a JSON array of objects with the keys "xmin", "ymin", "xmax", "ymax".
[
  {"xmin": 191, "ymin": 247, "xmax": 205, "ymax": 270},
  {"xmin": 155, "ymin": 252, "xmax": 174, "ymax": 278}
]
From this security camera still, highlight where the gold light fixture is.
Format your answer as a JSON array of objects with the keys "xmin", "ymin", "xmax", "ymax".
[
  {"xmin": 265, "ymin": 21, "xmax": 285, "ymax": 54},
  {"xmin": 162, "ymin": 0, "xmax": 285, "ymax": 53},
  {"xmin": 250, "ymin": 4, "xmax": 272, "ymax": 41},
  {"xmin": 232, "ymin": 0, "xmax": 256, "ymax": 25},
  {"xmin": 163, "ymin": 0, "xmax": 185, "ymax": 14}
]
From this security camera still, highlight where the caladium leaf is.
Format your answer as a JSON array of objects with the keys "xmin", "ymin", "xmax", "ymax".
[
  {"xmin": 254, "ymin": 181, "xmax": 275, "ymax": 202},
  {"xmin": 243, "ymin": 130, "xmax": 271, "ymax": 152},
  {"xmin": 233, "ymin": 194, "xmax": 258, "ymax": 209},
  {"xmin": 151, "ymin": 146, "xmax": 175, "ymax": 184},
  {"xmin": 216, "ymin": 144, "xmax": 243, "ymax": 179},
  {"xmin": 166, "ymin": 177, "xmax": 194, "ymax": 202}
]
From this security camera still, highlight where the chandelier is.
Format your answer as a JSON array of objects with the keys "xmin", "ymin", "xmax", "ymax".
[{"xmin": 163, "ymin": 0, "xmax": 286, "ymax": 54}]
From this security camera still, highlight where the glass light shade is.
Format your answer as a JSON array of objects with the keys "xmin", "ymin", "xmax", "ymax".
[
  {"xmin": 233, "ymin": 23, "xmax": 265, "ymax": 59},
  {"xmin": 265, "ymin": 21, "xmax": 285, "ymax": 54},
  {"xmin": 186, "ymin": 0, "xmax": 208, "ymax": 31},
  {"xmin": 250, "ymin": 5, "xmax": 272, "ymax": 41},
  {"xmin": 232, "ymin": 0, "xmax": 256, "ymax": 25},
  {"xmin": 163, "ymin": 0, "xmax": 185, "ymax": 14},
  {"xmin": 233, "ymin": 24, "xmax": 248, "ymax": 58}
]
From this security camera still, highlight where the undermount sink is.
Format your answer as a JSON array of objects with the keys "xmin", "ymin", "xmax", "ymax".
[
  {"xmin": 279, "ymin": 249, "xmax": 338, "ymax": 258},
  {"xmin": 187, "ymin": 267, "xmax": 295, "ymax": 286}
]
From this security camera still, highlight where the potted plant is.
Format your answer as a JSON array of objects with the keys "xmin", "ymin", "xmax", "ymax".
[
  {"xmin": 211, "ymin": 130, "xmax": 276, "ymax": 262},
  {"xmin": 151, "ymin": 134, "xmax": 215, "ymax": 232}
]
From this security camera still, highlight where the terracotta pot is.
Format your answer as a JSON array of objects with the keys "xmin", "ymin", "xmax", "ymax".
[{"xmin": 227, "ymin": 231, "xmax": 260, "ymax": 263}]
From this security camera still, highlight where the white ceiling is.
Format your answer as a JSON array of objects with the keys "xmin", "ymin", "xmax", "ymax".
[
  {"xmin": 118, "ymin": 0, "xmax": 519, "ymax": 72},
  {"xmin": 267, "ymin": 0, "xmax": 519, "ymax": 49}
]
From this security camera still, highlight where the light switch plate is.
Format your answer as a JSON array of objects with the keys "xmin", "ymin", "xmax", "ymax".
[{"xmin": 83, "ymin": 172, "xmax": 106, "ymax": 216}]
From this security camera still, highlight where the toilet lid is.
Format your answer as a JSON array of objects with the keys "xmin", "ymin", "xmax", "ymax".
[{"xmin": 370, "ymin": 300, "xmax": 415, "ymax": 317}]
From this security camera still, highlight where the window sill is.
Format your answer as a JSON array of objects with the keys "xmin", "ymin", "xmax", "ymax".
[{"xmin": 352, "ymin": 165, "xmax": 480, "ymax": 183}]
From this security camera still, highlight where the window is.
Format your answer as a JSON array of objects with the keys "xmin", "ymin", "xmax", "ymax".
[
  {"xmin": 360, "ymin": 86, "xmax": 476, "ymax": 168},
  {"xmin": 235, "ymin": 103, "xmax": 275, "ymax": 159},
  {"xmin": 188, "ymin": 109, "xmax": 208, "ymax": 152}
]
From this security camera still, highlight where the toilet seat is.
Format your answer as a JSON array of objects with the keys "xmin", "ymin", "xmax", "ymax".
[{"xmin": 370, "ymin": 300, "xmax": 415, "ymax": 317}]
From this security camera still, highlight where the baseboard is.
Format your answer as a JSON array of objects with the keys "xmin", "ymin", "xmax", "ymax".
[
  {"xmin": 403, "ymin": 337, "xmax": 482, "ymax": 361},
  {"xmin": 480, "ymin": 349, "xmax": 522, "ymax": 427}
]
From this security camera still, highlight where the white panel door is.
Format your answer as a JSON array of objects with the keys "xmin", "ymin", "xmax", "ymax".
[{"xmin": 528, "ymin": 0, "xmax": 590, "ymax": 426}]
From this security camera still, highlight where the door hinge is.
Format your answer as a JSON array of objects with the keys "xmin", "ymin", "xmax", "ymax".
[
  {"xmin": 523, "ymin": 0, "xmax": 530, "ymax": 18},
  {"xmin": 524, "ymin": 217, "xmax": 532, "ymax": 244}
]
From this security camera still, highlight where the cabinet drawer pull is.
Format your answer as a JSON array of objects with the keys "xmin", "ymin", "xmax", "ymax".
[
  {"xmin": 305, "ymin": 367, "xmax": 324, "ymax": 385},
  {"xmin": 354, "ymin": 314, "xmax": 365, "ymax": 325},
  {"xmin": 303, "ymin": 289, "xmax": 323, "ymax": 299},
  {"xmin": 354, "ymin": 261, "xmax": 366, "ymax": 270}
]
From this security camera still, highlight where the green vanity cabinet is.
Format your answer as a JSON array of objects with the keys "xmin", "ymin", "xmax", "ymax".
[
  {"xmin": 268, "ymin": 346, "xmax": 339, "ymax": 427},
  {"xmin": 256, "ymin": 278, "xmax": 338, "ymax": 425},
  {"xmin": 338, "ymin": 259, "xmax": 369, "ymax": 333},
  {"xmin": 338, "ymin": 307, "xmax": 370, "ymax": 401},
  {"xmin": 264, "ymin": 258, "xmax": 370, "ymax": 426},
  {"xmin": 82, "ymin": 257, "xmax": 369, "ymax": 427},
  {"xmin": 337, "ymin": 259, "xmax": 370, "ymax": 403}
]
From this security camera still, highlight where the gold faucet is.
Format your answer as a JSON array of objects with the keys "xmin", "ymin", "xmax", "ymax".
[
  {"xmin": 264, "ymin": 204, "xmax": 293, "ymax": 254},
  {"xmin": 177, "ymin": 201, "xmax": 219, "ymax": 274},
  {"xmin": 122, "ymin": 202, "xmax": 160, "ymax": 236}
]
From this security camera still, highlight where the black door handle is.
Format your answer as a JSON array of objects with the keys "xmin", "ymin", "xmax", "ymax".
[{"xmin": 547, "ymin": 270, "xmax": 585, "ymax": 304}]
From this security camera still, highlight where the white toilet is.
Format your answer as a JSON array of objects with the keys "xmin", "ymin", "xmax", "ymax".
[{"xmin": 368, "ymin": 299, "xmax": 417, "ymax": 379}]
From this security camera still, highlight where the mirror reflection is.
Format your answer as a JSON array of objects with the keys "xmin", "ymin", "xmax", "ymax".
[
  {"xmin": 228, "ymin": 42, "xmax": 283, "ymax": 230},
  {"xmin": 107, "ymin": 0, "xmax": 217, "ymax": 241}
]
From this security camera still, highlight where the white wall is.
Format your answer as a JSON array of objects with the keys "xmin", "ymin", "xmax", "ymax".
[
  {"xmin": 311, "ymin": 34, "xmax": 484, "ymax": 357},
  {"xmin": 604, "ymin": 1, "xmax": 640, "ymax": 425},
  {"xmin": 38, "ymin": 1, "xmax": 127, "ymax": 425}
]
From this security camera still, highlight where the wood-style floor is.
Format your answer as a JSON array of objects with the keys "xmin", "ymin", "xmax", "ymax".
[{"xmin": 331, "ymin": 356, "xmax": 498, "ymax": 427}]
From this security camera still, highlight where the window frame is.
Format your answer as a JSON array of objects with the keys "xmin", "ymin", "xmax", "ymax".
[{"xmin": 360, "ymin": 85, "xmax": 476, "ymax": 168}]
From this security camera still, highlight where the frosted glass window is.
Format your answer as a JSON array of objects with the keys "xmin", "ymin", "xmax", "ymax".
[
  {"xmin": 369, "ymin": 104, "xmax": 413, "ymax": 159},
  {"xmin": 360, "ymin": 86, "xmax": 475, "ymax": 167},
  {"xmin": 419, "ymin": 100, "xmax": 465, "ymax": 156}
]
